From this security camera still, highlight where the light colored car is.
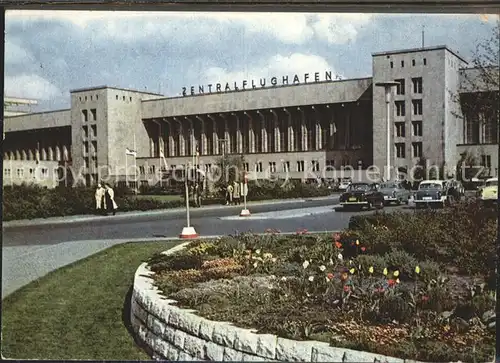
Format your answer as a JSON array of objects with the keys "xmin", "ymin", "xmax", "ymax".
[
  {"xmin": 379, "ymin": 182, "xmax": 412, "ymax": 205},
  {"xmin": 478, "ymin": 177, "xmax": 498, "ymax": 205},
  {"xmin": 414, "ymin": 180, "xmax": 450, "ymax": 208}
]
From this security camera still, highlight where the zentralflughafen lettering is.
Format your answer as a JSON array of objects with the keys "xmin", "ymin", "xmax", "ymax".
[{"xmin": 181, "ymin": 71, "xmax": 340, "ymax": 97}]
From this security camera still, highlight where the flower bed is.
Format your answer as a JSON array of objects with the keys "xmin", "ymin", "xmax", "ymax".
[{"xmin": 146, "ymin": 205, "xmax": 496, "ymax": 362}]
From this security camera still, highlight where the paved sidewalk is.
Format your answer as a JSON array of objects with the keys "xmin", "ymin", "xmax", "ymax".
[{"xmin": 3, "ymin": 195, "xmax": 338, "ymax": 228}]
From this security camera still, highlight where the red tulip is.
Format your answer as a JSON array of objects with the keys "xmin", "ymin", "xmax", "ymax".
[{"xmin": 335, "ymin": 241, "xmax": 342, "ymax": 249}]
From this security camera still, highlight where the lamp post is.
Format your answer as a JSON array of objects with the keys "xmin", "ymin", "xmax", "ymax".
[{"xmin": 375, "ymin": 81, "xmax": 400, "ymax": 182}]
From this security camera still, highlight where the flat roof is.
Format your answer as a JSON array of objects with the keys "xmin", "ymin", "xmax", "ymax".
[
  {"xmin": 70, "ymin": 85, "xmax": 163, "ymax": 96},
  {"xmin": 372, "ymin": 45, "xmax": 468, "ymax": 64},
  {"xmin": 142, "ymin": 77, "xmax": 373, "ymax": 103},
  {"xmin": 5, "ymin": 108, "xmax": 70, "ymax": 118}
]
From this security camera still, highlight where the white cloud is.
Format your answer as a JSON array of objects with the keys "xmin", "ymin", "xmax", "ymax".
[
  {"xmin": 6, "ymin": 10, "xmax": 377, "ymax": 45},
  {"xmin": 203, "ymin": 53, "xmax": 340, "ymax": 85},
  {"xmin": 5, "ymin": 39, "xmax": 35, "ymax": 64},
  {"xmin": 312, "ymin": 14, "xmax": 373, "ymax": 44},
  {"xmin": 5, "ymin": 74, "xmax": 63, "ymax": 100}
]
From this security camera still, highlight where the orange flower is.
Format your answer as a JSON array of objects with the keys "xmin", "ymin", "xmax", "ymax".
[
  {"xmin": 341, "ymin": 272, "xmax": 349, "ymax": 281},
  {"xmin": 335, "ymin": 241, "xmax": 342, "ymax": 249},
  {"xmin": 327, "ymin": 273, "xmax": 334, "ymax": 280},
  {"xmin": 388, "ymin": 279, "xmax": 396, "ymax": 287}
]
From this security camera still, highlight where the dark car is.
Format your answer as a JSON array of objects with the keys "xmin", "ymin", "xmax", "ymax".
[
  {"xmin": 414, "ymin": 180, "xmax": 450, "ymax": 209},
  {"xmin": 339, "ymin": 182, "xmax": 385, "ymax": 211}
]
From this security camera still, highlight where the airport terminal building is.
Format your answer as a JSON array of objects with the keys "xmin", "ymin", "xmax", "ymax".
[{"xmin": 3, "ymin": 45, "xmax": 498, "ymax": 188}]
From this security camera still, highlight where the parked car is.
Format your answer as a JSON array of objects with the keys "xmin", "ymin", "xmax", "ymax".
[
  {"xmin": 338, "ymin": 178, "xmax": 352, "ymax": 192},
  {"xmin": 339, "ymin": 182, "xmax": 385, "ymax": 210},
  {"xmin": 477, "ymin": 177, "xmax": 498, "ymax": 206},
  {"xmin": 414, "ymin": 180, "xmax": 450, "ymax": 209},
  {"xmin": 379, "ymin": 181, "xmax": 412, "ymax": 205}
]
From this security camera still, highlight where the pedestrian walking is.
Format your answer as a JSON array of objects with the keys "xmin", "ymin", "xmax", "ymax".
[
  {"xmin": 226, "ymin": 183, "xmax": 234, "ymax": 205},
  {"xmin": 95, "ymin": 183, "xmax": 105, "ymax": 215},
  {"xmin": 233, "ymin": 181, "xmax": 241, "ymax": 205},
  {"xmin": 104, "ymin": 183, "xmax": 118, "ymax": 215}
]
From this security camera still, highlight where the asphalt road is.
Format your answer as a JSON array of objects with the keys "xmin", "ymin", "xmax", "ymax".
[{"xmin": 2, "ymin": 198, "xmax": 412, "ymax": 247}]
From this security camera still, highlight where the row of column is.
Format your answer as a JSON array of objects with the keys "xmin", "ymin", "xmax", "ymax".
[
  {"xmin": 3, "ymin": 144, "xmax": 71, "ymax": 162},
  {"xmin": 146, "ymin": 104, "xmax": 352, "ymax": 158}
]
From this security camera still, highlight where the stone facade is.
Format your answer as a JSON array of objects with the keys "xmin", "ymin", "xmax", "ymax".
[
  {"xmin": 3, "ymin": 46, "xmax": 498, "ymax": 188},
  {"xmin": 372, "ymin": 45, "xmax": 468, "ymax": 178},
  {"xmin": 131, "ymin": 243, "xmax": 447, "ymax": 363}
]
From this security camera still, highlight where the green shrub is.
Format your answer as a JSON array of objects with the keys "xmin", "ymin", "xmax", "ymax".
[{"xmin": 347, "ymin": 201, "xmax": 496, "ymax": 275}]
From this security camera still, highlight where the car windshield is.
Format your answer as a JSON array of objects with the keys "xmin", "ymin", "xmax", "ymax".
[
  {"xmin": 380, "ymin": 183, "xmax": 398, "ymax": 189},
  {"xmin": 348, "ymin": 183, "xmax": 370, "ymax": 191},
  {"xmin": 419, "ymin": 183, "xmax": 442, "ymax": 190},
  {"xmin": 485, "ymin": 180, "xmax": 498, "ymax": 187}
]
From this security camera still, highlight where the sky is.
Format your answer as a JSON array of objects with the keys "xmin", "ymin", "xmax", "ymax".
[{"xmin": 5, "ymin": 11, "xmax": 498, "ymax": 112}]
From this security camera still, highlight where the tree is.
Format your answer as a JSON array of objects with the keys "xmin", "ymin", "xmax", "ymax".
[
  {"xmin": 212, "ymin": 154, "xmax": 246, "ymax": 196},
  {"xmin": 452, "ymin": 21, "xmax": 499, "ymax": 140}
]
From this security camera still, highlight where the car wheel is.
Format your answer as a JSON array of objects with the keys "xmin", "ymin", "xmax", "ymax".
[
  {"xmin": 396, "ymin": 199, "xmax": 402, "ymax": 206},
  {"xmin": 375, "ymin": 200, "xmax": 384, "ymax": 209}
]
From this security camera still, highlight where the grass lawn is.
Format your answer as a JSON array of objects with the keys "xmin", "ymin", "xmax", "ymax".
[
  {"xmin": 1, "ymin": 240, "xmax": 180, "ymax": 360},
  {"xmin": 134, "ymin": 194, "xmax": 182, "ymax": 202}
]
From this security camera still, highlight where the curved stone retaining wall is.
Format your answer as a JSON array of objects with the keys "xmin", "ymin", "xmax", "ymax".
[{"xmin": 130, "ymin": 244, "xmax": 430, "ymax": 362}]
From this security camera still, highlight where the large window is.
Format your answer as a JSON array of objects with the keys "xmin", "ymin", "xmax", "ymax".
[
  {"xmin": 412, "ymin": 121, "xmax": 423, "ymax": 136},
  {"xmin": 395, "ymin": 101, "xmax": 406, "ymax": 117},
  {"xmin": 412, "ymin": 77, "xmax": 423, "ymax": 94},
  {"xmin": 412, "ymin": 99, "xmax": 423, "ymax": 115},
  {"xmin": 395, "ymin": 122, "xmax": 406, "ymax": 137},
  {"xmin": 395, "ymin": 143, "xmax": 406, "ymax": 158},
  {"xmin": 395, "ymin": 79, "xmax": 405, "ymax": 95},
  {"xmin": 412, "ymin": 142, "xmax": 423, "ymax": 158}
]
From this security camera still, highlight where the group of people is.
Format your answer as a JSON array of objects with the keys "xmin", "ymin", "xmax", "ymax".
[
  {"xmin": 95, "ymin": 183, "xmax": 119, "ymax": 215},
  {"xmin": 225, "ymin": 181, "xmax": 245, "ymax": 205}
]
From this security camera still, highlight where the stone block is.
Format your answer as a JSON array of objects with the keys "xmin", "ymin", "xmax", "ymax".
[
  {"xmin": 168, "ymin": 306, "xmax": 184, "ymax": 328},
  {"xmin": 163, "ymin": 325, "xmax": 177, "ymax": 344},
  {"xmin": 212, "ymin": 322, "xmax": 238, "ymax": 348},
  {"xmin": 178, "ymin": 351, "xmax": 196, "ymax": 361},
  {"xmin": 183, "ymin": 333, "xmax": 206, "ymax": 359},
  {"xmin": 276, "ymin": 337, "xmax": 314, "ymax": 362},
  {"xmin": 311, "ymin": 343, "xmax": 344, "ymax": 362},
  {"xmin": 256, "ymin": 333, "xmax": 278, "ymax": 359},
  {"xmin": 137, "ymin": 323, "xmax": 148, "ymax": 344},
  {"xmin": 199, "ymin": 317, "xmax": 216, "ymax": 341},
  {"xmin": 204, "ymin": 341, "xmax": 225, "ymax": 361},
  {"xmin": 178, "ymin": 311, "xmax": 202, "ymax": 336},
  {"xmin": 241, "ymin": 353, "xmax": 271, "ymax": 361},
  {"xmin": 148, "ymin": 299, "xmax": 172, "ymax": 325},
  {"xmin": 152, "ymin": 338, "xmax": 172, "ymax": 359},
  {"xmin": 233, "ymin": 328, "xmax": 259, "ymax": 355},
  {"xmin": 132, "ymin": 298, "xmax": 148, "ymax": 325},
  {"xmin": 341, "ymin": 348, "xmax": 405, "ymax": 363},
  {"xmin": 173, "ymin": 328, "xmax": 188, "ymax": 350},
  {"xmin": 147, "ymin": 314, "xmax": 167, "ymax": 337},
  {"xmin": 223, "ymin": 346, "xmax": 244, "ymax": 361},
  {"xmin": 165, "ymin": 344, "xmax": 180, "ymax": 361}
]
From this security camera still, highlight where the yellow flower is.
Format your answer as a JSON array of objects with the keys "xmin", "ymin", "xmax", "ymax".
[
  {"xmin": 383, "ymin": 268, "xmax": 388, "ymax": 276},
  {"xmin": 393, "ymin": 270, "xmax": 400, "ymax": 277},
  {"xmin": 368, "ymin": 266, "xmax": 374, "ymax": 274},
  {"xmin": 349, "ymin": 268, "xmax": 356, "ymax": 274},
  {"xmin": 355, "ymin": 239, "xmax": 360, "ymax": 245},
  {"xmin": 415, "ymin": 265, "xmax": 421, "ymax": 274}
]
